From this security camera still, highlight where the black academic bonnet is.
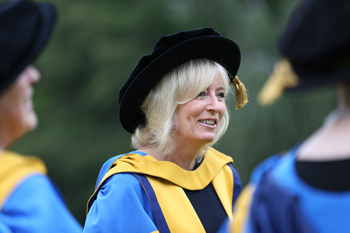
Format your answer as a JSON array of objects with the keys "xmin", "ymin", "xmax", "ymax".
[
  {"xmin": 0, "ymin": 0, "xmax": 56, "ymax": 96},
  {"xmin": 279, "ymin": 0, "xmax": 350, "ymax": 89},
  {"xmin": 258, "ymin": 0, "xmax": 350, "ymax": 105},
  {"xmin": 118, "ymin": 27, "xmax": 242, "ymax": 134}
]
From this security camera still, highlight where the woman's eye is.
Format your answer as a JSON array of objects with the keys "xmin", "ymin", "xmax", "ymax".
[
  {"xmin": 197, "ymin": 91, "xmax": 206, "ymax": 97},
  {"xmin": 217, "ymin": 92, "xmax": 225, "ymax": 98}
]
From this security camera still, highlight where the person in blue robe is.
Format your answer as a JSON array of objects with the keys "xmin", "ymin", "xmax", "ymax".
[
  {"xmin": 0, "ymin": 0, "xmax": 82, "ymax": 232},
  {"xmin": 84, "ymin": 27, "xmax": 249, "ymax": 233},
  {"xmin": 229, "ymin": 0, "xmax": 350, "ymax": 233}
]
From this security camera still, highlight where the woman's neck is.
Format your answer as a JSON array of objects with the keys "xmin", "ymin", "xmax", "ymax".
[
  {"xmin": 297, "ymin": 84, "xmax": 350, "ymax": 161},
  {"xmin": 297, "ymin": 116, "xmax": 350, "ymax": 161}
]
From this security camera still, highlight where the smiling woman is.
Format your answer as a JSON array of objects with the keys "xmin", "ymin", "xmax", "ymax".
[
  {"xmin": 132, "ymin": 59, "xmax": 231, "ymax": 168},
  {"xmin": 175, "ymin": 70, "xmax": 227, "ymax": 155},
  {"xmin": 0, "ymin": 66, "xmax": 40, "ymax": 148},
  {"xmin": 0, "ymin": 1, "xmax": 82, "ymax": 232},
  {"xmin": 175, "ymin": 61, "xmax": 229, "ymax": 152},
  {"xmin": 84, "ymin": 27, "xmax": 248, "ymax": 233}
]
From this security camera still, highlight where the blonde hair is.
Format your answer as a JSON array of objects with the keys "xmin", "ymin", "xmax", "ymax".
[{"xmin": 132, "ymin": 59, "xmax": 232, "ymax": 159}]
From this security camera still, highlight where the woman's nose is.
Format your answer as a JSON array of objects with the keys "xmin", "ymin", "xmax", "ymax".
[
  {"xmin": 27, "ymin": 65, "xmax": 41, "ymax": 84},
  {"xmin": 205, "ymin": 95, "xmax": 221, "ymax": 113}
]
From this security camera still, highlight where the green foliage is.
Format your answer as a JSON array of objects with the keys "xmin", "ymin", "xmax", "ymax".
[{"xmin": 11, "ymin": 0, "xmax": 336, "ymax": 224}]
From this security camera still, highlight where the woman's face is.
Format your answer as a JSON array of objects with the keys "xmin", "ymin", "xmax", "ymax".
[
  {"xmin": 175, "ymin": 73, "xmax": 226, "ymax": 149},
  {"xmin": 0, "ymin": 65, "xmax": 41, "ymax": 145}
]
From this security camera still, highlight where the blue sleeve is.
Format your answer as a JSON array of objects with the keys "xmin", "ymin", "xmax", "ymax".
[
  {"xmin": 84, "ymin": 173, "xmax": 157, "ymax": 233},
  {"xmin": 1, "ymin": 174, "xmax": 82, "ymax": 233}
]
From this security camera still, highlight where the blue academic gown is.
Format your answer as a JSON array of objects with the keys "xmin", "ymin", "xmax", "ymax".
[
  {"xmin": 232, "ymin": 145, "xmax": 350, "ymax": 233},
  {"xmin": 0, "ymin": 151, "xmax": 82, "ymax": 233},
  {"xmin": 84, "ymin": 148, "xmax": 241, "ymax": 233}
]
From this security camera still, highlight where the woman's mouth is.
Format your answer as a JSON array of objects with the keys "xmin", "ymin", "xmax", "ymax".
[
  {"xmin": 23, "ymin": 98, "xmax": 33, "ymax": 111},
  {"xmin": 198, "ymin": 119, "xmax": 216, "ymax": 126}
]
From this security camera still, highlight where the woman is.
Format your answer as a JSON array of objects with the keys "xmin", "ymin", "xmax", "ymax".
[
  {"xmin": 84, "ymin": 27, "xmax": 248, "ymax": 233},
  {"xmin": 0, "ymin": 0, "xmax": 82, "ymax": 232},
  {"xmin": 231, "ymin": 0, "xmax": 350, "ymax": 232}
]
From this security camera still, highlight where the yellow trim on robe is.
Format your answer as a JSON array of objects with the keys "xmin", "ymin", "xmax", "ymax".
[
  {"xmin": 147, "ymin": 176, "xmax": 206, "ymax": 232},
  {"xmin": 102, "ymin": 147, "xmax": 233, "ymax": 190},
  {"xmin": 230, "ymin": 184, "xmax": 256, "ymax": 233},
  {"xmin": 90, "ymin": 147, "xmax": 235, "ymax": 232},
  {"xmin": 0, "ymin": 151, "xmax": 47, "ymax": 210},
  {"xmin": 212, "ymin": 163, "xmax": 234, "ymax": 220}
]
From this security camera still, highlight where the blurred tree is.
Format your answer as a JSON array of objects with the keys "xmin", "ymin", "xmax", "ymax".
[{"xmin": 10, "ymin": 0, "xmax": 336, "ymax": 225}]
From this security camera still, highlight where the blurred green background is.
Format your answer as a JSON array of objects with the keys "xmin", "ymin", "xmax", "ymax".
[{"xmin": 11, "ymin": 0, "xmax": 337, "ymax": 225}]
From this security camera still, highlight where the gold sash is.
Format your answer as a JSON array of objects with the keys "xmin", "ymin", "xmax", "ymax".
[{"xmin": 0, "ymin": 151, "xmax": 47, "ymax": 210}]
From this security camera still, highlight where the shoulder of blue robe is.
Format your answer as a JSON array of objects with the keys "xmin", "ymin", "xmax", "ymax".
[
  {"xmin": 94, "ymin": 151, "xmax": 147, "ymax": 189},
  {"xmin": 231, "ymin": 146, "xmax": 316, "ymax": 233},
  {"xmin": 246, "ymin": 168, "xmax": 316, "ymax": 233},
  {"xmin": 249, "ymin": 154, "xmax": 283, "ymax": 185},
  {"xmin": 249, "ymin": 143, "xmax": 303, "ymax": 185},
  {"xmin": 84, "ymin": 172, "xmax": 157, "ymax": 233},
  {"xmin": 0, "ymin": 168, "xmax": 82, "ymax": 232},
  {"xmin": 87, "ymin": 147, "xmax": 235, "ymax": 212},
  {"xmin": 0, "ymin": 151, "xmax": 47, "ymax": 210},
  {"xmin": 269, "ymin": 149, "xmax": 350, "ymax": 233},
  {"xmin": 229, "ymin": 145, "xmax": 301, "ymax": 233}
]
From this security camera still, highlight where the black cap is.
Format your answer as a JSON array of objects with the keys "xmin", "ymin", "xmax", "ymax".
[
  {"xmin": 279, "ymin": 0, "xmax": 350, "ymax": 89},
  {"xmin": 0, "ymin": 0, "xmax": 57, "ymax": 96}
]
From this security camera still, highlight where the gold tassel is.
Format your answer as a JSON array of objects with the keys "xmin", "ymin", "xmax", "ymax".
[
  {"xmin": 258, "ymin": 58, "xmax": 299, "ymax": 106},
  {"xmin": 232, "ymin": 76, "xmax": 249, "ymax": 109}
]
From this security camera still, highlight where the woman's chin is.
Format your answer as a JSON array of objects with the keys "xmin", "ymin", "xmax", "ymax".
[
  {"xmin": 24, "ymin": 113, "xmax": 38, "ymax": 132},
  {"xmin": 198, "ymin": 134, "xmax": 216, "ymax": 144}
]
